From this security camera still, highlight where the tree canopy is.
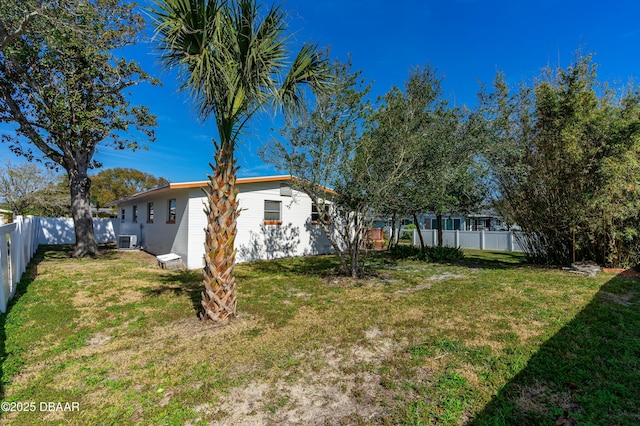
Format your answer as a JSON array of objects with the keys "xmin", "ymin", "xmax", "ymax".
[
  {"xmin": 0, "ymin": 160, "xmax": 68, "ymax": 216},
  {"xmin": 482, "ymin": 55, "xmax": 640, "ymax": 267},
  {"xmin": 263, "ymin": 60, "xmax": 375, "ymax": 277},
  {"xmin": 367, "ymin": 65, "xmax": 486, "ymax": 247},
  {"xmin": 0, "ymin": 0, "xmax": 157, "ymax": 257},
  {"xmin": 91, "ymin": 168, "xmax": 169, "ymax": 208}
]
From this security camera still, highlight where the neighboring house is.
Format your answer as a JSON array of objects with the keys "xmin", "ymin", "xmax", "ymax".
[
  {"xmin": 466, "ymin": 210, "xmax": 508, "ymax": 231},
  {"xmin": 375, "ymin": 214, "xmax": 468, "ymax": 235},
  {"xmin": 377, "ymin": 210, "xmax": 508, "ymax": 237},
  {"xmin": 91, "ymin": 206, "xmax": 117, "ymax": 218},
  {"xmin": 106, "ymin": 175, "xmax": 334, "ymax": 269},
  {"xmin": 420, "ymin": 214, "xmax": 468, "ymax": 231},
  {"xmin": 0, "ymin": 209, "xmax": 13, "ymax": 225}
]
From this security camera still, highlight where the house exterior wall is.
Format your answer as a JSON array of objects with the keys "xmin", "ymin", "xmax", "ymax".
[
  {"xmin": 115, "ymin": 179, "xmax": 334, "ymax": 269},
  {"xmin": 187, "ymin": 182, "xmax": 333, "ymax": 268},
  {"xmin": 187, "ymin": 192, "xmax": 207, "ymax": 270},
  {"xmin": 117, "ymin": 189, "xmax": 191, "ymax": 263}
]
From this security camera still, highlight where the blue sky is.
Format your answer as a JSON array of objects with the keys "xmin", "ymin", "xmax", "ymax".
[{"xmin": 2, "ymin": 0, "xmax": 640, "ymax": 182}]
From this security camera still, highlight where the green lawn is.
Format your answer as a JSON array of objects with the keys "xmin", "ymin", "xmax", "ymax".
[{"xmin": 0, "ymin": 246, "xmax": 638, "ymax": 425}]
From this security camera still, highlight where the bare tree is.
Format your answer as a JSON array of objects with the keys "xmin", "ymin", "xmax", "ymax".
[{"xmin": 0, "ymin": 160, "xmax": 68, "ymax": 216}]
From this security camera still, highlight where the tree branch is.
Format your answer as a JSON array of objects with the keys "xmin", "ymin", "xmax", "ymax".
[{"xmin": 0, "ymin": 84, "xmax": 65, "ymax": 166}]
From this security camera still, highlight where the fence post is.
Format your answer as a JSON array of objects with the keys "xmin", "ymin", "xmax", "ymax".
[
  {"xmin": 10, "ymin": 223, "xmax": 21, "ymax": 294},
  {"xmin": 508, "ymin": 232, "xmax": 513, "ymax": 252},
  {"xmin": 455, "ymin": 230, "xmax": 459, "ymax": 248},
  {"xmin": 33, "ymin": 216, "xmax": 41, "ymax": 255},
  {"xmin": 480, "ymin": 230, "xmax": 485, "ymax": 250},
  {"xmin": 0, "ymin": 226, "xmax": 11, "ymax": 313}
]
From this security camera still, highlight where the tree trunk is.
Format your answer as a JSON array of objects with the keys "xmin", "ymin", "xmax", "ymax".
[
  {"xmin": 413, "ymin": 213, "xmax": 425, "ymax": 249},
  {"xmin": 201, "ymin": 145, "xmax": 238, "ymax": 322},
  {"xmin": 436, "ymin": 213, "xmax": 443, "ymax": 247},
  {"xmin": 387, "ymin": 213, "xmax": 397, "ymax": 249},
  {"xmin": 69, "ymin": 167, "xmax": 98, "ymax": 258},
  {"xmin": 349, "ymin": 209, "xmax": 363, "ymax": 277},
  {"xmin": 350, "ymin": 245, "xmax": 359, "ymax": 278}
]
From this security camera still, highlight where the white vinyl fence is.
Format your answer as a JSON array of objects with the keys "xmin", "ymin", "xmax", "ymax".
[
  {"xmin": 0, "ymin": 217, "xmax": 119, "ymax": 313},
  {"xmin": 0, "ymin": 216, "xmax": 40, "ymax": 313},
  {"xmin": 413, "ymin": 229, "xmax": 524, "ymax": 252},
  {"xmin": 38, "ymin": 218, "xmax": 119, "ymax": 245}
]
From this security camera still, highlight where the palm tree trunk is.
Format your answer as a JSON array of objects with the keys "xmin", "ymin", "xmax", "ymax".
[{"xmin": 201, "ymin": 145, "xmax": 239, "ymax": 322}]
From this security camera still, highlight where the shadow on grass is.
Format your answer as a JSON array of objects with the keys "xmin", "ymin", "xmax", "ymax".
[
  {"xmin": 368, "ymin": 248, "xmax": 527, "ymax": 272},
  {"xmin": 470, "ymin": 273, "xmax": 640, "ymax": 425},
  {"xmin": 144, "ymin": 270, "xmax": 204, "ymax": 318},
  {"xmin": 0, "ymin": 245, "xmax": 50, "ymax": 399},
  {"xmin": 241, "ymin": 254, "xmax": 341, "ymax": 277},
  {"xmin": 461, "ymin": 249, "xmax": 526, "ymax": 268}
]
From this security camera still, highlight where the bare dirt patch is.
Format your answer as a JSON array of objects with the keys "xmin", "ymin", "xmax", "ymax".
[
  {"xmin": 211, "ymin": 328, "xmax": 396, "ymax": 425},
  {"xmin": 514, "ymin": 380, "xmax": 582, "ymax": 417},
  {"xmin": 213, "ymin": 359, "xmax": 388, "ymax": 425}
]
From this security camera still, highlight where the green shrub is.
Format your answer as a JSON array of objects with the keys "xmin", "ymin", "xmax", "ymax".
[
  {"xmin": 389, "ymin": 245, "xmax": 421, "ymax": 259},
  {"xmin": 388, "ymin": 245, "xmax": 464, "ymax": 262},
  {"xmin": 400, "ymin": 224, "xmax": 417, "ymax": 240},
  {"xmin": 430, "ymin": 246, "xmax": 465, "ymax": 261}
]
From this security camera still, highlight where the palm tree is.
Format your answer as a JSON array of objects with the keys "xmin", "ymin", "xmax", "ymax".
[{"xmin": 152, "ymin": 0, "xmax": 330, "ymax": 321}]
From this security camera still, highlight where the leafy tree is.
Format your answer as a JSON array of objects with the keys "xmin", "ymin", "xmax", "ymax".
[
  {"xmin": 482, "ymin": 54, "xmax": 640, "ymax": 267},
  {"xmin": 263, "ymin": 60, "xmax": 381, "ymax": 277},
  {"xmin": 0, "ymin": 0, "xmax": 157, "ymax": 257},
  {"xmin": 417, "ymin": 106, "xmax": 487, "ymax": 246},
  {"xmin": 0, "ymin": 160, "xmax": 68, "ymax": 216},
  {"xmin": 152, "ymin": 0, "xmax": 330, "ymax": 321},
  {"xmin": 0, "ymin": 0, "xmax": 49, "ymax": 51},
  {"xmin": 91, "ymin": 168, "xmax": 169, "ymax": 208},
  {"xmin": 370, "ymin": 66, "xmax": 486, "ymax": 247}
]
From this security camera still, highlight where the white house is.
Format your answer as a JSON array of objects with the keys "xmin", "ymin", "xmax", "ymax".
[
  {"xmin": 107, "ymin": 175, "xmax": 334, "ymax": 269},
  {"xmin": 374, "ymin": 211, "xmax": 508, "ymax": 236}
]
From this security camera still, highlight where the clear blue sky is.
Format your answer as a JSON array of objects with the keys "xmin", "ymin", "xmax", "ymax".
[{"xmin": 2, "ymin": 0, "xmax": 640, "ymax": 182}]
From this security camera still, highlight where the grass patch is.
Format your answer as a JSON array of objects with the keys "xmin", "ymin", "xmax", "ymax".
[{"xmin": 0, "ymin": 246, "xmax": 638, "ymax": 424}]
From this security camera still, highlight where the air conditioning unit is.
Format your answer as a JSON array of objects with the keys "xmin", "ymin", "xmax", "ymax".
[{"xmin": 117, "ymin": 235, "xmax": 137, "ymax": 250}]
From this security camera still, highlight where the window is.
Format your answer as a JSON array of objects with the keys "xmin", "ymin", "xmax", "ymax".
[
  {"xmin": 147, "ymin": 202, "xmax": 154, "ymax": 223},
  {"xmin": 120, "ymin": 209, "xmax": 125, "ymax": 223},
  {"xmin": 167, "ymin": 199, "xmax": 176, "ymax": 223},
  {"xmin": 311, "ymin": 203, "xmax": 329, "ymax": 224},
  {"xmin": 453, "ymin": 218, "xmax": 461, "ymax": 230},
  {"xmin": 132, "ymin": 205, "xmax": 138, "ymax": 223},
  {"xmin": 264, "ymin": 200, "xmax": 281, "ymax": 224}
]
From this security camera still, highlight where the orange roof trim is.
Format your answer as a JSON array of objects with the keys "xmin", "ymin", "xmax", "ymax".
[
  {"xmin": 169, "ymin": 175, "xmax": 293, "ymax": 190},
  {"xmin": 105, "ymin": 175, "xmax": 337, "ymax": 207}
]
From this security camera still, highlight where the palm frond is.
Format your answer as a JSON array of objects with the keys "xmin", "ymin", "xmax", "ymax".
[
  {"xmin": 279, "ymin": 42, "xmax": 332, "ymax": 116},
  {"xmin": 151, "ymin": 0, "xmax": 226, "ymax": 120},
  {"xmin": 152, "ymin": 0, "xmax": 329, "ymax": 146}
]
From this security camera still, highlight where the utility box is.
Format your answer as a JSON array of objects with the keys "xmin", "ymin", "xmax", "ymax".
[{"xmin": 156, "ymin": 253, "xmax": 183, "ymax": 270}]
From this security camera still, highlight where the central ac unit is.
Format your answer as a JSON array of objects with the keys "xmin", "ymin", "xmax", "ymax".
[{"xmin": 117, "ymin": 235, "xmax": 137, "ymax": 250}]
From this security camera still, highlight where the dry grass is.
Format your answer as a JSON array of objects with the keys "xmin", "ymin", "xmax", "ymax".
[{"xmin": 1, "ymin": 246, "xmax": 638, "ymax": 425}]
